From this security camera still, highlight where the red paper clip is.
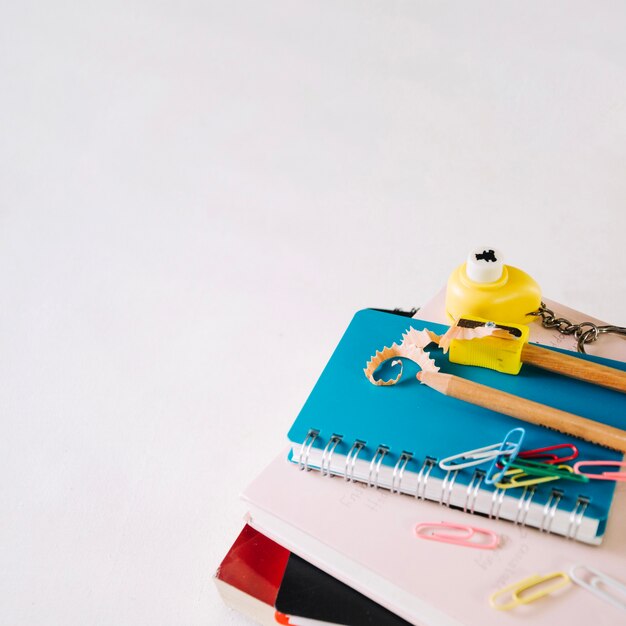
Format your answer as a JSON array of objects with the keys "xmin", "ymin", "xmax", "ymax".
[
  {"xmin": 414, "ymin": 522, "xmax": 499, "ymax": 550},
  {"xmin": 518, "ymin": 443, "xmax": 578, "ymax": 464},
  {"xmin": 496, "ymin": 443, "xmax": 579, "ymax": 468}
]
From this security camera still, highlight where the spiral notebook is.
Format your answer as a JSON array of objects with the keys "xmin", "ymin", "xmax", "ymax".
[{"xmin": 286, "ymin": 309, "xmax": 626, "ymax": 544}]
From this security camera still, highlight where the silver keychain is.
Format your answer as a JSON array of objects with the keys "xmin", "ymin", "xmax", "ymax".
[{"xmin": 529, "ymin": 303, "xmax": 626, "ymax": 353}]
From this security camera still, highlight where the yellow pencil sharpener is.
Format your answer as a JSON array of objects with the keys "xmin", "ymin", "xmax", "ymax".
[
  {"xmin": 445, "ymin": 248, "xmax": 542, "ymax": 326},
  {"xmin": 448, "ymin": 316, "xmax": 529, "ymax": 375}
]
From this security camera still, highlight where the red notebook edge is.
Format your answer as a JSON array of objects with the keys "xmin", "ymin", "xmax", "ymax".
[{"xmin": 214, "ymin": 524, "xmax": 290, "ymax": 625}]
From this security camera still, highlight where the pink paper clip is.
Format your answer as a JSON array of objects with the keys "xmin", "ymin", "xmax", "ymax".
[
  {"xmin": 573, "ymin": 461, "xmax": 626, "ymax": 481},
  {"xmin": 414, "ymin": 522, "xmax": 499, "ymax": 550},
  {"xmin": 518, "ymin": 443, "xmax": 579, "ymax": 464}
]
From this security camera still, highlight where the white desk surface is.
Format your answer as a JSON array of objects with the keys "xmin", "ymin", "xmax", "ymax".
[{"xmin": 1, "ymin": 2, "xmax": 625, "ymax": 624}]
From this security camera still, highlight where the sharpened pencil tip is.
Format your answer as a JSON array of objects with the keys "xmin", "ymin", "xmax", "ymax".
[{"xmin": 417, "ymin": 370, "xmax": 452, "ymax": 394}]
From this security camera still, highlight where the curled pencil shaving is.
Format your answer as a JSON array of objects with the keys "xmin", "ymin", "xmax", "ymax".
[
  {"xmin": 401, "ymin": 327, "xmax": 440, "ymax": 349},
  {"xmin": 364, "ymin": 342, "xmax": 439, "ymax": 386},
  {"xmin": 437, "ymin": 325, "xmax": 514, "ymax": 354}
]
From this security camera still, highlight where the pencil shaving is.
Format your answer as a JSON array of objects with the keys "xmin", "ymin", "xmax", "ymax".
[
  {"xmin": 364, "ymin": 342, "xmax": 439, "ymax": 386},
  {"xmin": 401, "ymin": 327, "xmax": 439, "ymax": 349},
  {"xmin": 438, "ymin": 326, "xmax": 514, "ymax": 354}
]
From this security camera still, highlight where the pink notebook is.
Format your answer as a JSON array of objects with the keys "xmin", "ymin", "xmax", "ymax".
[{"xmin": 242, "ymin": 454, "xmax": 626, "ymax": 626}]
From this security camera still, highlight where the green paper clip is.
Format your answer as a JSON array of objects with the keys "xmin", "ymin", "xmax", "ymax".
[{"xmin": 508, "ymin": 458, "xmax": 589, "ymax": 482}]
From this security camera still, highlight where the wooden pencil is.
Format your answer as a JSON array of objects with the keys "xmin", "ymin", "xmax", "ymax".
[
  {"xmin": 417, "ymin": 370, "xmax": 626, "ymax": 453},
  {"xmin": 520, "ymin": 343, "xmax": 626, "ymax": 393}
]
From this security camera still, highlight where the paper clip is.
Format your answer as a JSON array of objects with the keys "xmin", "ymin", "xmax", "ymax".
[
  {"xmin": 495, "ymin": 463, "xmax": 588, "ymax": 489},
  {"xmin": 438, "ymin": 441, "xmax": 518, "ymax": 471},
  {"xmin": 518, "ymin": 443, "xmax": 579, "ymax": 464},
  {"xmin": 573, "ymin": 461, "xmax": 626, "ymax": 482},
  {"xmin": 569, "ymin": 564, "xmax": 626, "ymax": 612},
  {"xmin": 508, "ymin": 459, "xmax": 589, "ymax": 483},
  {"xmin": 495, "ymin": 467, "xmax": 563, "ymax": 490},
  {"xmin": 497, "ymin": 443, "xmax": 579, "ymax": 468},
  {"xmin": 489, "ymin": 571, "xmax": 571, "ymax": 611},
  {"xmin": 485, "ymin": 428, "xmax": 525, "ymax": 485},
  {"xmin": 414, "ymin": 522, "xmax": 498, "ymax": 550}
]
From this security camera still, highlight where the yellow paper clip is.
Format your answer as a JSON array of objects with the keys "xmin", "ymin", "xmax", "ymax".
[
  {"xmin": 495, "ymin": 464, "xmax": 574, "ymax": 490},
  {"xmin": 489, "ymin": 571, "xmax": 571, "ymax": 611}
]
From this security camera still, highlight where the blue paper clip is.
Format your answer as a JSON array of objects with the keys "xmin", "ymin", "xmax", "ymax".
[{"xmin": 484, "ymin": 428, "xmax": 525, "ymax": 485}]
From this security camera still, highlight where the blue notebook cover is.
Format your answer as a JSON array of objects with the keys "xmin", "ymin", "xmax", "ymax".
[{"xmin": 287, "ymin": 309, "xmax": 626, "ymax": 535}]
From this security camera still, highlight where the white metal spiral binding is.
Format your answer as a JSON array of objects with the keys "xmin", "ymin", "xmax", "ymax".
[
  {"xmin": 391, "ymin": 452, "xmax": 412, "ymax": 494},
  {"xmin": 439, "ymin": 469, "xmax": 459, "ymax": 507},
  {"xmin": 299, "ymin": 433, "xmax": 587, "ymax": 540},
  {"xmin": 368, "ymin": 445, "xmax": 389, "ymax": 488},
  {"xmin": 540, "ymin": 490, "xmax": 563, "ymax": 533},
  {"xmin": 566, "ymin": 497, "xmax": 589, "ymax": 540},
  {"xmin": 344, "ymin": 440, "xmax": 365, "ymax": 482},
  {"xmin": 320, "ymin": 435, "xmax": 342, "ymax": 477},
  {"xmin": 415, "ymin": 458, "xmax": 436, "ymax": 500},
  {"xmin": 489, "ymin": 487, "xmax": 506, "ymax": 519},
  {"xmin": 463, "ymin": 470, "xmax": 484, "ymax": 514},
  {"xmin": 514, "ymin": 486, "xmax": 536, "ymax": 526},
  {"xmin": 298, "ymin": 429, "xmax": 319, "ymax": 471}
]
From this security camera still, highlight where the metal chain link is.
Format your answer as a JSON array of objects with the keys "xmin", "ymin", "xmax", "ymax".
[{"xmin": 528, "ymin": 303, "xmax": 626, "ymax": 353}]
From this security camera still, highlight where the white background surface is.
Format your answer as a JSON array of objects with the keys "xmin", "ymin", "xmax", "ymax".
[{"xmin": 1, "ymin": 2, "xmax": 626, "ymax": 625}]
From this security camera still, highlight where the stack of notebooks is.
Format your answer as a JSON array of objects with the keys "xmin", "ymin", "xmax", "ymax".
[{"xmin": 215, "ymin": 293, "xmax": 626, "ymax": 626}]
